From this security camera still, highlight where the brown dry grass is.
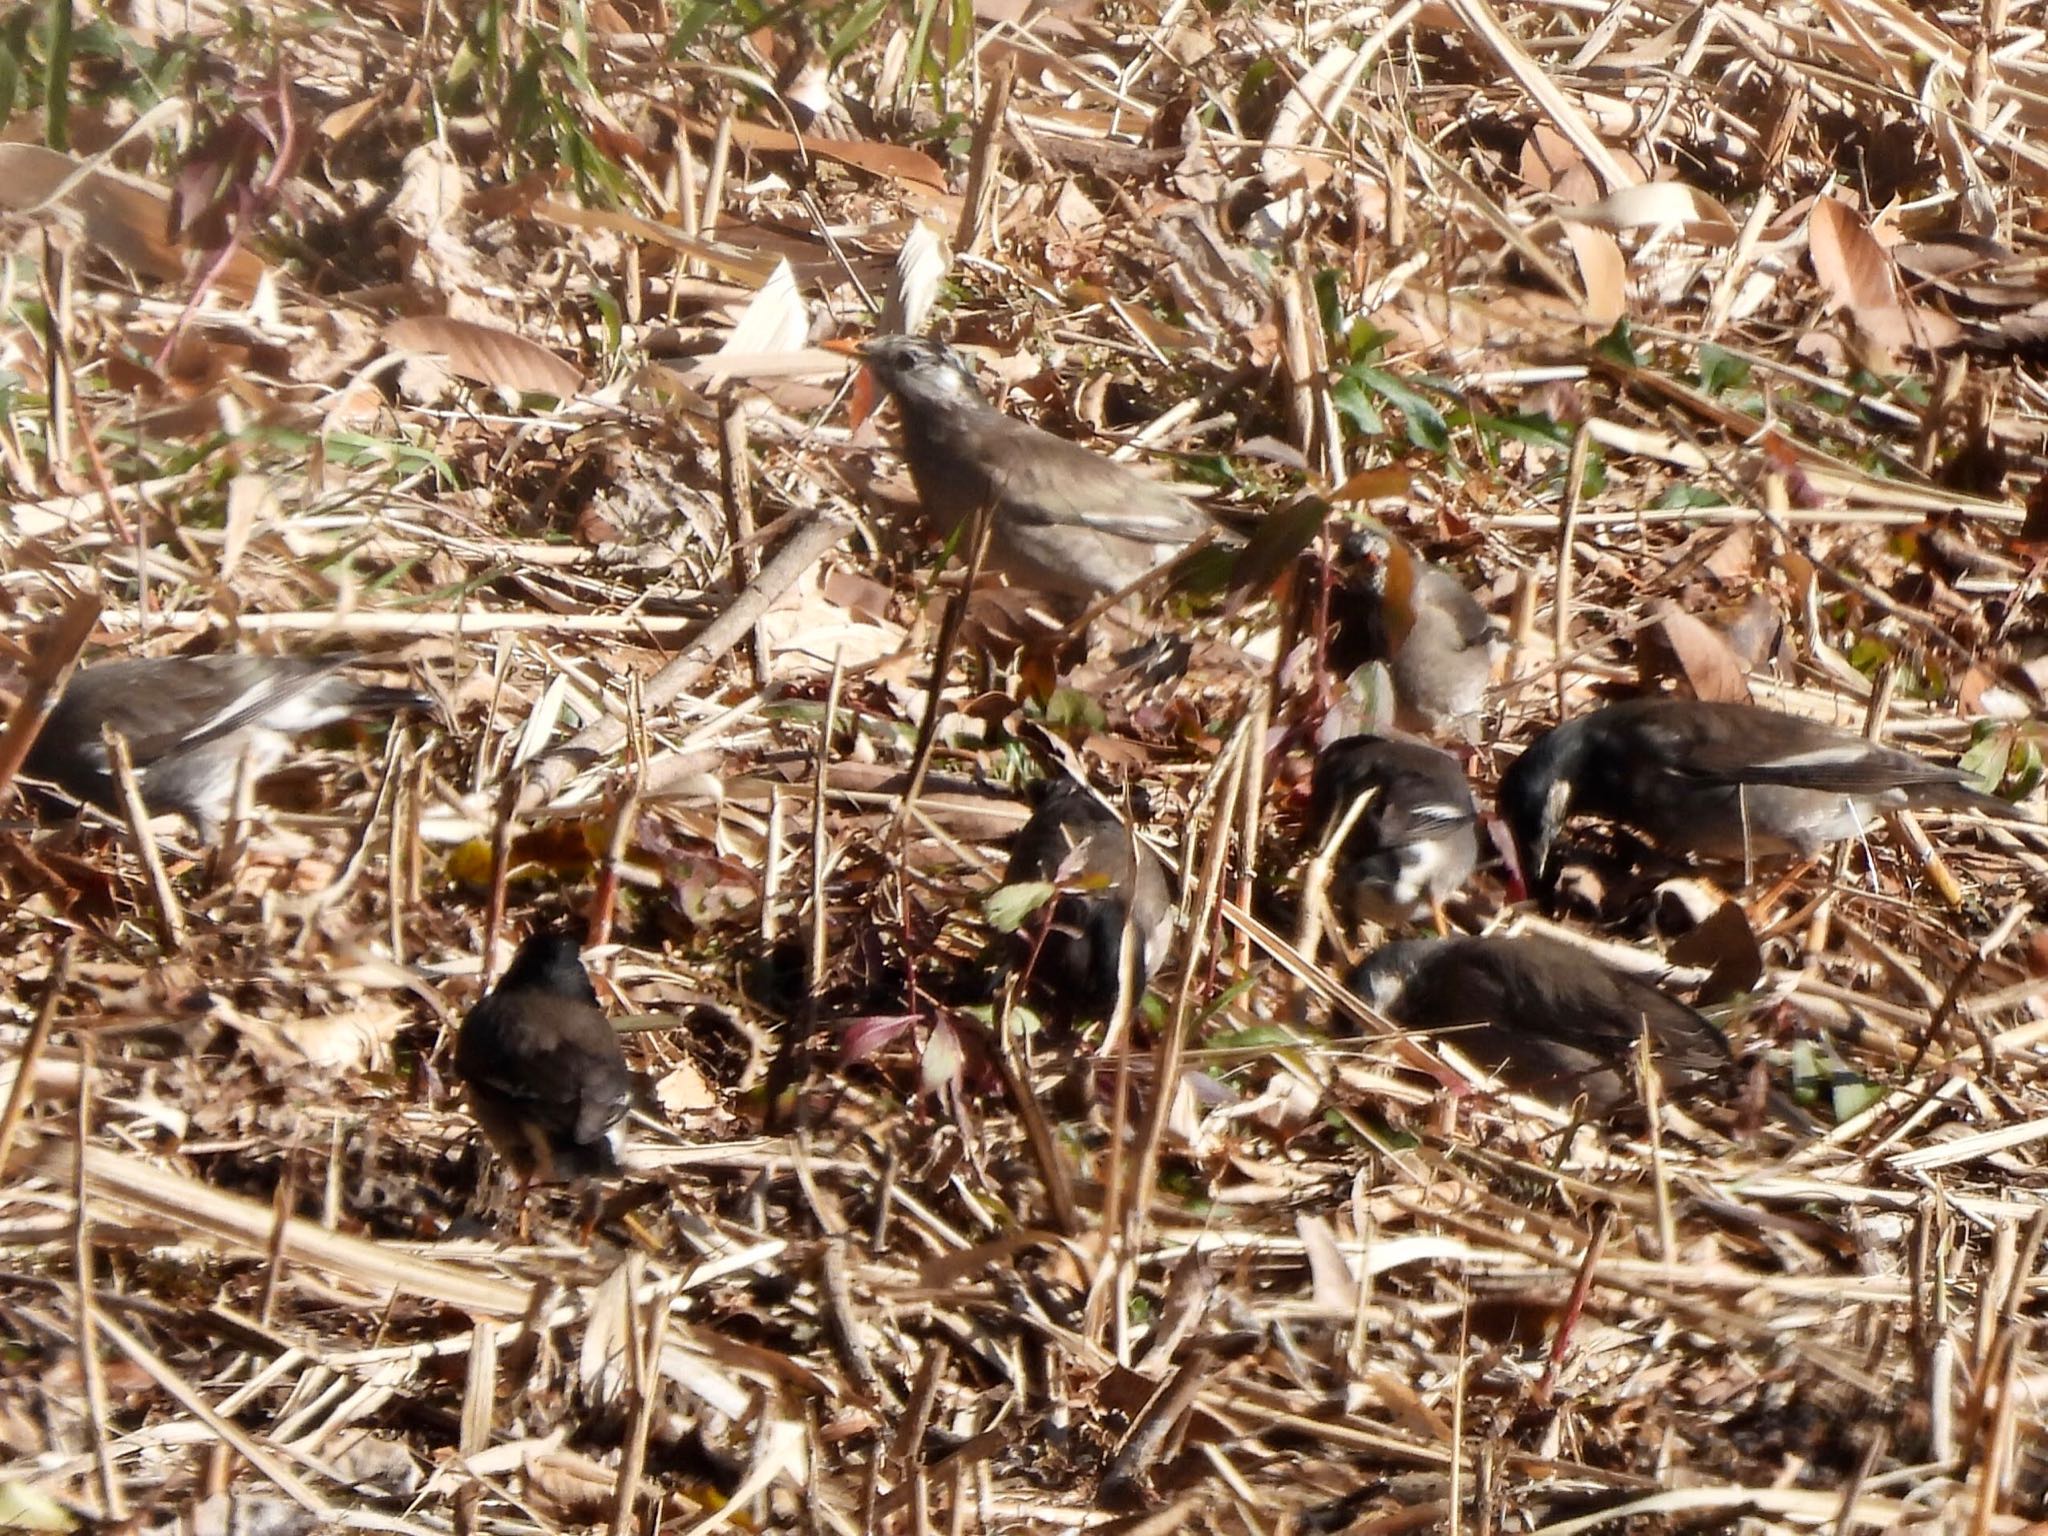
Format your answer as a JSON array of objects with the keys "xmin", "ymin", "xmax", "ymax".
[{"xmin": 1, "ymin": 1, "xmax": 2046, "ymax": 1533}]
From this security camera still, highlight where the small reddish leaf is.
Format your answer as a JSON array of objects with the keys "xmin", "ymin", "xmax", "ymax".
[{"xmin": 840, "ymin": 1013, "xmax": 921, "ymax": 1064}]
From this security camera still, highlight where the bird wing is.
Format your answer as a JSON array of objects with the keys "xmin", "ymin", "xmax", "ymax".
[
  {"xmin": 974, "ymin": 418, "xmax": 1218, "ymax": 545},
  {"xmin": 1631, "ymin": 705, "xmax": 1965, "ymax": 796},
  {"xmin": 1412, "ymin": 568, "xmax": 1499, "ymax": 653},
  {"xmin": 1373, "ymin": 792, "xmax": 1477, "ymax": 847},
  {"xmin": 1314, "ymin": 741, "xmax": 1477, "ymax": 849},
  {"xmin": 1682, "ymin": 740, "xmax": 1971, "ymax": 796},
  {"xmin": 459, "ymin": 997, "xmax": 632, "ymax": 1146},
  {"xmin": 1503, "ymin": 943, "xmax": 1735, "ymax": 1086},
  {"xmin": 58, "ymin": 656, "xmax": 342, "ymax": 767}
]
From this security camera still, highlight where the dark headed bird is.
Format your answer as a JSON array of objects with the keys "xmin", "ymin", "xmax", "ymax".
[
  {"xmin": 1329, "ymin": 531, "xmax": 1500, "ymax": 740},
  {"xmin": 20, "ymin": 652, "xmax": 429, "ymax": 843},
  {"xmin": 455, "ymin": 930, "xmax": 634, "ymax": 1186},
  {"xmin": 1307, "ymin": 733, "xmax": 1479, "ymax": 931},
  {"xmin": 840, "ymin": 333, "xmax": 1228, "ymax": 601},
  {"xmin": 1498, "ymin": 697, "xmax": 2031, "ymax": 901},
  {"xmin": 1003, "ymin": 780, "xmax": 1174, "ymax": 1015},
  {"xmin": 1349, "ymin": 932, "xmax": 1812, "ymax": 1126}
]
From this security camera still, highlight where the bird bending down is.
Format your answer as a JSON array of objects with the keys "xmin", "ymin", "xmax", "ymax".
[
  {"xmin": 455, "ymin": 930, "xmax": 634, "ymax": 1202},
  {"xmin": 20, "ymin": 652, "xmax": 430, "ymax": 843},
  {"xmin": 1350, "ymin": 932, "xmax": 1813, "ymax": 1127},
  {"xmin": 1498, "ymin": 697, "xmax": 2032, "ymax": 900},
  {"xmin": 1307, "ymin": 733, "xmax": 1480, "ymax": 932},
  {"xmin": 1002, "ymin": 779, "xmax": 1175, "ymax": 1018},
  {"xmin": 842, "ymin": 334, "xmax": 1230, "ymax": 602}
]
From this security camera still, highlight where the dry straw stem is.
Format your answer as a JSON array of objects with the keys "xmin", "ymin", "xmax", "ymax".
[{"xmin": 10, "ymin": 0, "xmax": 2048, "ymax": 1528}]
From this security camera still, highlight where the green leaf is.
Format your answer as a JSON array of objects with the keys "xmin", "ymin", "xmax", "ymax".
[
  {"xmin": 0, "ymin": 1481, "xmax": 78, "ymax": 1532},
  {"xmin": 1696, "ymin": 343, "xmax": 1750, "ymax": 397},
  {"xmin": 0, "ymin": 10, "xmax": 24, "ymax": 125},
  {"xmin": 1958, "ymin": 726, "xmax": 2012, "ymax": 795},
  {"xmin": 45, "ymin": 0, "xmax": 73, "ymax": 153},
  {"xmin": 1313, "ymin": 266, "xmax": 1345, "ymax": 342},
  {"xmin": 589, "ymin": 286, "xmax": 623, "ymax": 355},
  {"xmin": 1203, "ymin": 1024, "xmax": 1308, "ymax": 1052},
  {"xmin": 1653, "ymin": 483, "xmax": 1728, "ymax": 510},
  {"xmin": 984, "ymin": 881, "xmax": 1056, "ymax": 933},
  {"xmin": 1593, "ymin": 316, "xmax": 1639, "ymax": 367},
  {"xmin": 2009, "ymin": 736, "xmax": 2044, "ymax": 797},
  {"xmin": 1846, "ymin": 636, "xmax": 1891, "ymax": 676},
  {"xmin": 1476, "ymin": 411, "xmax": 1569, "ymax": 449},
  {"xmin": 827, "ymin": 0, "xmax": 889, "ymax": 61},
  {"xmin": 1043, "ymin": 687, "xmax": 1105, "ymax": 731},
  {"xmin": 1194, "ymin": 972, "xmax": 1262, "ymax": 1027},
  {"xmin": 1351, "ymin": 365, "xmax": 1449, "ymax": 453},
  {"xmin": 1330, "ymin": 373, "xmax": 1384, "ymax": 436},
  {"xmin": 1831, "ymin": 1076, "xmax": 1885, "ymax": 1121}
]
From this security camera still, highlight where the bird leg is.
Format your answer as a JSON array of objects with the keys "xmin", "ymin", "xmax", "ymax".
[
  {"xmin": 573, "ymin": 1187, "xmax": 604, "ymax": 1246},
  {"xmin": 1745, "ymin": 857, "xmax": 1819, "ymax": 926},
  {"xmin": 515, "ymin": 1169, "xmax": 535, "ymax": 1243}
]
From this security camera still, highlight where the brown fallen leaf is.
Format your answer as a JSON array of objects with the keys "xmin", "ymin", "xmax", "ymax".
[
  {"xmin": 1808, "ymin": 196, "xmax": 1963, "ymax": 355},
  {"xmin": 1700, "ymin": 522, "xmax": 1755, "ymax": 583},
  {"xmin": 1666, "ymin": 894, "xmax": 1764, "ymax": 1006},
  {"xmin": 1647, "ymin": 600, "xmax": 1752, "ymax": 703},
  {"xmin": 1556, "ymin": 180, "xmax": 1738, "ymax": 240},
  {"xmin": 381, "ymin": 316, "xmax": 583, "ymax": 399},
  {"xmin": 1564, "ymin": 222, "xmax": 1627, "ymax": 324},
  {"xmin": 0, "ymin": 143, "xmax": 271, "ymax": 295},
  {"xmin": 675, "ymin": 112, "xmax": 948, "ymax": 192}
]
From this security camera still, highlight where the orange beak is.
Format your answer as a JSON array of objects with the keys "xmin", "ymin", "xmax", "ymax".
[{"xmin": 821, "ymin": 336, "xmax": 880, "ymax": 429}]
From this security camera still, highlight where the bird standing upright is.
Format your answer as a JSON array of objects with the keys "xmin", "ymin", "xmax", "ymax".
[
  {"xmin": 1002, "ymin": 780, "xmax": 1175, "ymax": 1017},
  {"xmin": 1307, "ymin": 733, "xmax": 1480, "ymax": 931},
  {"xmin": 1329, "ymin": 531, "xmax": 1500, "ymax": 739},
  {"xmin": 1497, "ymin": 696, "xmax": 2032, "ymax": 900},
  {"xmin": 838, "ymin": 334, "xmax": 1228, "ymax": 602},
  {"xmin": 454, "ymin": 930, "xmax": 634, "ymax": 1196},
  {"xmin": 19, "ymin": 652, "xmax": 430, "ymax": 842}
]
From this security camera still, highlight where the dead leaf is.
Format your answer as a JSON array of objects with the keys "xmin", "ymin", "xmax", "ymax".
[
  {"xmin": 389, "ymin": 140, "xmax": 467, "ymax": 244},
  {"xmin": 2018, "ymin": 476, "xmax": 2048, "ymax": 548},
  {"xmin": 879, "ymin": 218, "xmax": 951, "ymax": 336},
  {"xmin": 1295, "ymin": 1214, "xmax": 1359, "ymax": 1312},
  {"xmin": 1721, "ymin": 590, "xmax": 1786, "ymax": 671},
  {"xmin": 655, "ymin": 1059, "xmax": 719, "ymax": 1115},
  {"xmin": 1564, "ymin": 223, "xmax": 1627, "ymax": 323},
  {"xmin": 275, "ymin": 1004, "xmax": 406, "ymax": 1072},
  {"xmin": 0, "ymin": 143, "xmax": 270, "ymax": 295},
  {"xmin": 700, "ymin": 260, "xmax": 808, "ymax": 389},
  {"xmin": 1666, "ymin": 897, "xmax": 1764, "ymax": 1005},
  {"xmin": 1700, "ymin": 523, "xmax": 1755, "ymax": 583},
  {"xmin": 1256, "ymin": 42, "xmax": 1363, "ymax": 234},
  {"xmin": 676, "ymin": 114, "xmax": 947, "ymax": 192},
  {"xmin": 1555, "ymin": 180, "xmax": 1737, "ymax": 240},
  {"xmin": 1648, "ymin": 601, "xmax": 1752, "ymax": 702},
  {"xmin": 1329, "ymin": 465, "xmax": 1415, "ymax": 503},
  {"xmin": 1807, "ymin": 197, "xmax": 1963, "ymax": 354},
  {"xmin": 382, "ymin": 316, "xmax": 583, "ymax": 399},
  {"xmin": 521, "ymin": 1447, "xmax": 617, "ymax": 1525},
  {"xmin": 221, "ymin": 473, "xmax": 276, "ymax": 582},
  {"xmin": 1518, "ymin": 123, "xmax": 1585, "ymax": 193}
]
